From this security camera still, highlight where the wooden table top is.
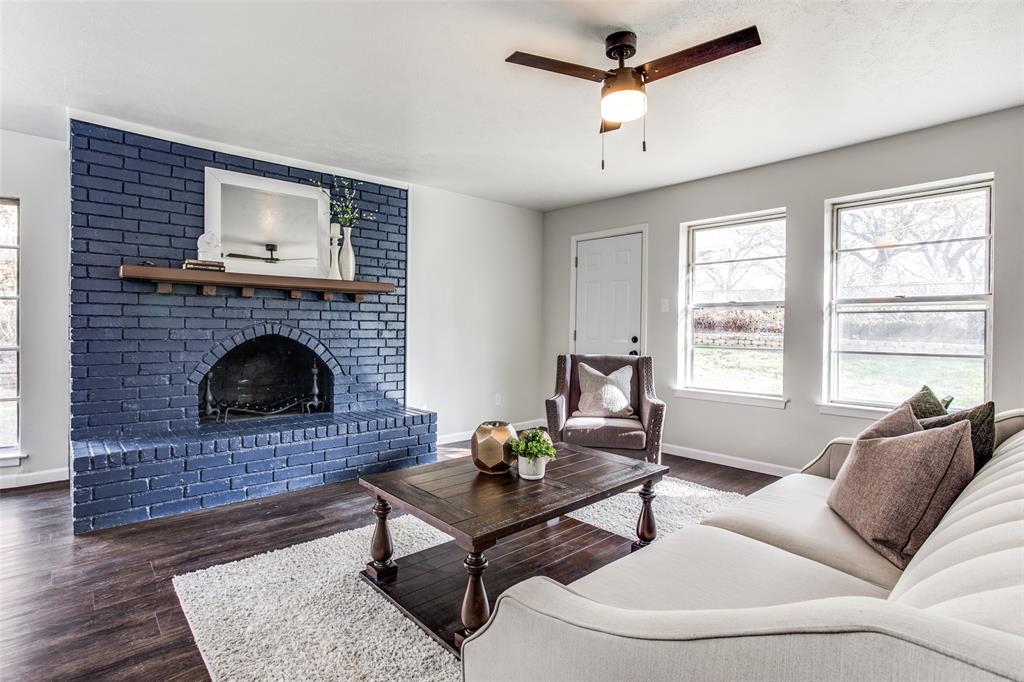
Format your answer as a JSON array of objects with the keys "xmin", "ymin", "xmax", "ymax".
[{"xmin": 359, "ymin": 443, "xmax": 668, "ymax": 552}]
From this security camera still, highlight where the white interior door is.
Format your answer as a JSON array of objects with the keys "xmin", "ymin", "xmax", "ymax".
[{"xmin": 574, "ymin": 232, "xmax": 643, "ymax": 356}]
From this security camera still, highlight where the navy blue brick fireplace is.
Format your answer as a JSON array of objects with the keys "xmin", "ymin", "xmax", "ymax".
[{"xmin": 69, "ymin": 120, "xmax": 436, "ymax": 533}]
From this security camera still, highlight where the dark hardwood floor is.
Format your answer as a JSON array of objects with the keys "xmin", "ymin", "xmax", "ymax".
[{"xmin": 0, "ymin": 444, "xmax": 776, "ymax": 681}]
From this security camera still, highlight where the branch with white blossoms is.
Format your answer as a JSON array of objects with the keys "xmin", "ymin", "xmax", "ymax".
[{"xmin": 315, "ymin": 178, "xmax": 362, "ymax": 228}]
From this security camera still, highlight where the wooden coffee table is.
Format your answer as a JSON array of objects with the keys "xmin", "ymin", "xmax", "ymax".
[{"xmin": 358, "ymin": 443, "xmax": 668, "ymax": 653}]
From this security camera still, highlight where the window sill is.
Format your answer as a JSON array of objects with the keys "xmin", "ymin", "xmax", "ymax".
[
  {"xmin": 0, "ymin": 451, "xmax": 27, "ymax": 468},
  {"xmin": 816, "ymin": 402, "xmax": 889, "ymax": 420},
  {"xmin": 673, "ymin": 388, "xmax": 788, "ymax": 410}
]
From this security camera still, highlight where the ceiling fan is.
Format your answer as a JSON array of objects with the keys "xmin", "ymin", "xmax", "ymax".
[{"xmin": 506, "ymin": 25, "xmax": 761, "ymax": 159}]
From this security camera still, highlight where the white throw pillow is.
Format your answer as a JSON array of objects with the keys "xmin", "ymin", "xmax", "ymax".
[{"xmin": 574, "ymin": 363, "xmax": 634, "ymax": 418}]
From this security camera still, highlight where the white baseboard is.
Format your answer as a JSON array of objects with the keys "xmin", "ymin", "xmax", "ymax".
[
  {"xmin": 662, "ymin": 442, "xmax": 798, "ymax": 478},
  {"xmin": 438, "ymin": 418, "xmax": 546, "ymax": 446},
  {"xmin": 0, "ymin": 466, "xmax": 69, "ymax": 489}
]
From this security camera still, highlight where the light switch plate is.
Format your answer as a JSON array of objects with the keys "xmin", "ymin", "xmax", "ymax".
[{"xmin": 660, "ymin": 298, "xmax": 670, "ymax": 313}]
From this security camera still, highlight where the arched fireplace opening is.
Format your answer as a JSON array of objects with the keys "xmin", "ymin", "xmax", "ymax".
[{"xmin": 198, "ymin": 334, "xmax": 332, "ymax": 423}]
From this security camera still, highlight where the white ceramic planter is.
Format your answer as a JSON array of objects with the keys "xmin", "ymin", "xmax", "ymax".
[{"xmin": 517, "ymin": 455, "xmax": 547, "ymax": 480}]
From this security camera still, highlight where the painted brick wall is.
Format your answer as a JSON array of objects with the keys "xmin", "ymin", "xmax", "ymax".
[{"xmin": 69, "ymin": 119, "xmax": 408, "ymax": 439}]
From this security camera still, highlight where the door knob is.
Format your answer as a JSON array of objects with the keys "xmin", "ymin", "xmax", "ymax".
[
  {"xmin": 631, "ymin": 336, "xmax": 638, "ymax": 343},
  {"xmin": 629, "ymin": 350, "xmax": 638, "ymax": 356}
]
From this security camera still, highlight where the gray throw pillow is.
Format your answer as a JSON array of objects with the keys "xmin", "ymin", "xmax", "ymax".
[
  {"xmin": 574, "ymin": 363, "xmax": 634, "ymax": 418},
  {"xmin": 906, "ymin": 385, "xmax": 949, "ymax": 419},
  {"xmin": 827, "ymin": 402, "xmax": 974, "ymax": 569},
  {"xmin": 920, "ymin": 401, "xmax": 996, "ymax": 472}
]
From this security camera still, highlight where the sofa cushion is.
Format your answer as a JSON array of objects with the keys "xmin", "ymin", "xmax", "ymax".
[
  {"xmin": 563, "ymin": 416, "xmax": 646, "ymax": 450},
  {"xmin": 574, "ymin": 363, "xmax": 634, "ymax": 418},
  {"xmin": 703, "ymin": 474, "xmax": 903, "ymax": 589},
  {"xmin": 888, "ymin": 429, "xmax": 1024, "ymax": 637},
  {"xmin": 569, "ymin": 525, "xmax": 889, "ymax": 611},
  {"xmin": 906, "ymin": 384, "xmax": 949, "ymax": 419},
  {"xmin": 568, "ymin": 355, "xmax": 640, "ymax": 415},
  {"xmin": 827, "ymin": 403, "xmax": 974, "ymax": 569},
  {"xmin": 920, "ymin": 401, "xmax": 996, "ymax": 471}
]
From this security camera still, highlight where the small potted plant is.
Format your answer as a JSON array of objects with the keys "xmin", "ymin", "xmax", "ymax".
[{"xmin": 510, "ymin": 429, "xmax": 557, "ymax": 480}]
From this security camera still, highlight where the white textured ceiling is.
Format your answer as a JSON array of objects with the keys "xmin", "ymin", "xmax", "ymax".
[{"xmin": 2, "ymin": 1, "xmax": 1022, "ymax": 211}]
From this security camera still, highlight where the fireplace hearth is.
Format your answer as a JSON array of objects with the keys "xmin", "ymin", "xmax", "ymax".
[{"xmin": 199, "ymin": 335, "xmax": 331, "ymax": 423}]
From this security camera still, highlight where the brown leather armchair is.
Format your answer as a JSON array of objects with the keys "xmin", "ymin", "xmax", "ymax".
[{"xmin": 545, "ymin": 354, "xmax": 665, "ymax": 463}]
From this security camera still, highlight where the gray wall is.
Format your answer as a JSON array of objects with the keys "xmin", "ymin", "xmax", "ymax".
[
  {"xmin": 542, "ymin": 107, "xmax": 1024, "ymax": 472},
  {"xmin": 0, "ymin": 130, "xmax": 71, "ymax": 486},
  {"xmin": 406, "ymin": 184, "xmax": 545, "ymax": 440}
]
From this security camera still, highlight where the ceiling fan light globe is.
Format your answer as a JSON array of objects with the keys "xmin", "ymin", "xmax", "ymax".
[
  {"xmin": 600, "ymin": 68, "xmax": 647, "ymax": 123},
  {"xmin": 600, "ymin": 89, "xmax": 647, "ymax": 123}
]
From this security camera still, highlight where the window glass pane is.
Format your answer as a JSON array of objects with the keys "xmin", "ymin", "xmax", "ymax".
[
  {"xmin": 0, "ymin": 351, "xmax": 16, "ymax": 398},
  {"xmin": 0, "ymin": 200, "xmax": 17, "ymax": 247},
  {"xmin": 0, "ymin": 248, "xmax": 16, "ymax": 296},
  {"xmin": 691, "ymin": 348, "xmax": 783, "ymax": 395},
  {"xmin": 834, "ymin": 352, "xmax": 984, "ymax": 408},
  {"xmin": 692, "ymin": 257, "xmax": 785, "ymax": 303},
  {"xmin": 836, "ymin": 309, "xmax": 985, "ymax": 356},
  {"xmin": 0, "ymin": 401, "xmax": 16, "ymax": 448},
  {"xmin": 693, "ymin": 308, "xmax": 783, "ymax": 350},
  {"xmin": 693, "ymin": 220, "xmax": 785, "ymax": 263},
  {"xmin": 836, "ymin": 239, "xmax": 987, "ymax": 299},
  {"xmin": 0, "ymin": 300, "xmax": 16, "ymax": 347},
  {"xmin": 838, "ymin": 189, "xmax": 988, "ymax": 250}
]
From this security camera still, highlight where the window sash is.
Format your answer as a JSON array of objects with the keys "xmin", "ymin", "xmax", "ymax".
[
  {"xmin": 684, "ymin": 213, "xmax": 786, "ymax": 397},
  {"xmin": 825, "ymin": 180, "xmax": 993, "ymax": 408}
]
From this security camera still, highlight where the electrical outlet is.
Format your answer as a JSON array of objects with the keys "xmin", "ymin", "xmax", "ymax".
[
  {"xmin": 661, "ymin": 298, "xmax": 670, "ymax": 313},
  {"xmin": 493, "ymin": 393, "xmax": 502, "ymax": 406}
]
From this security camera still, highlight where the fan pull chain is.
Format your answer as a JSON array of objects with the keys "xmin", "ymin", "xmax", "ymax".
[
  {"xmin": 642, "ymin": 114, "xmax": 647, "ymax": 152},
  {"xmin": 601, "ymin": 133, "xmax": 605, "ymax": 170}
]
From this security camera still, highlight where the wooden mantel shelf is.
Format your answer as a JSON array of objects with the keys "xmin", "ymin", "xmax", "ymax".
[{"xmin": 120, "ymin": 265, "xmax": 395, "ymax": 303}]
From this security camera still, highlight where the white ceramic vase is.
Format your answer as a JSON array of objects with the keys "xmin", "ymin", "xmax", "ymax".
[
  {"xmin": 339, "ymin": 225, "xmax": 356, "ymax": 280},
  {"xmin": 517, "ymin": 456, "xmax": 547, "ymax": 480}
]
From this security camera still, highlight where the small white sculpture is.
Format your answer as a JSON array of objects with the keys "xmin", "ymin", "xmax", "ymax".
[{"xmin": 197, "ymin": 232, "xmax": 221, "ymax": 262}]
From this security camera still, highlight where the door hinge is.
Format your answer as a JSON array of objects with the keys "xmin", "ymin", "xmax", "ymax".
[
  {"xmin": 573, "ymin": 329, "xmax": 576, "ymax": 341},
  {"xmin": 574, "ymin": 256, "xmax": 578, "ymax": 268}
]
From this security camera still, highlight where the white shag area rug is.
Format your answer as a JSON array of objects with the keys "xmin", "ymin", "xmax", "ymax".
[{"xmin": 173, "ymin": 476, "xmax": 743, "ymax": 682}]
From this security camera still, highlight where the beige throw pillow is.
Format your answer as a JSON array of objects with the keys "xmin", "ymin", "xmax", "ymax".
[
  {"xmin": 827, "ymin": 402, "xmax": 974, "ymax": 569},
  {"xmin": 574, "ymin": 363, "xmax": 634, "ymax": 418}
]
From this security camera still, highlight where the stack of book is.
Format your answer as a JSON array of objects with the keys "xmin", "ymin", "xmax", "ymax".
[{"xmin": 182, "ymin": 259, "xmax": 225, "ymax": 272}]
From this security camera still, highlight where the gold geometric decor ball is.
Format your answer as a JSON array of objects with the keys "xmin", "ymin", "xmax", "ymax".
[{"xmin": 470, "ymin": 421, "xmax": 518, "ymax": 474}]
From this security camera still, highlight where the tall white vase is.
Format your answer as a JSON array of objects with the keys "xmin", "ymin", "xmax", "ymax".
[{"xmin": 339, "ymin": 225, "xmax": 356, "ymax": 281}]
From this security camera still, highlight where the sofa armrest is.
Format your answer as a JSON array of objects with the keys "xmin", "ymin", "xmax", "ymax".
[
  {"xmin": 802, "ymin": 437, "xmax": 854, "ymax": 479},
  {"xmin": 462, "ymin": 577, "xmax": 1018, "ymax": 682},
  {"xmin": 640, "ymin": 396, "xmax": 665, "ymax": 463},
  {"xmin": 636, "ymin": 355, "xmax": 664, "ymax": 462},
  {"xmin": 547, "ymin": 354, "xmax": 571, "ymax": 441},
  {"xmin": 546, "ymin": 394, "xmax": 567, "ymax": 442},
  {"xmin": 995, "ymin": 408, "xmax": 1024, "ymax": 449}
]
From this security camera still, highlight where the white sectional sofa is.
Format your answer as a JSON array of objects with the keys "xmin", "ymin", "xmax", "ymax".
[{"xmin": 462, "ymin": 410, "xmax": 1024, "ymax": 681}]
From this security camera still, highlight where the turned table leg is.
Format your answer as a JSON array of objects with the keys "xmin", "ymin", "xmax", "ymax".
[
  {"xmin": 632, "ymin": 479, "xmax": 657, "ymax": 551},
  {"xmin": 365, "ymin": 497, "xmax": 398, "ymax": 582},
  {"xmin": 454, "ymin": 551, "xmax": 489, "ymax": 648}
]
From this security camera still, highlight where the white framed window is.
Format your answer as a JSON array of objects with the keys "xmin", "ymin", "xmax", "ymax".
[
  {"xmin": 824, "ymin": 178, "xmax": 993, "ymax": 410},
  {"xmin": 0, "ymin": 198, "xmax": 18, "ymax": 452},
  {"xmin": 680, "ymin": 210, "xmax": 786, "ymax": 400}
]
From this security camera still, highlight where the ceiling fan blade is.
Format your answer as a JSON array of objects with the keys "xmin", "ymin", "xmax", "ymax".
[
  {"xmin": 638, "ymin": 26, "xmax": 761, "ymax": 84},
  {"xmin": 599, "ymin": 119, "xmax": 622, "ymax": 134},
  {"xmin": 506, "ymin": 51, "xmax": 610, "ymax": 83},
  {"xmin": 224, "ymin": 252, "xmax": 267, "ymax": 261}
]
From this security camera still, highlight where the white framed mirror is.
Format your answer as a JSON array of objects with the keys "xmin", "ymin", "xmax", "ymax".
[{"xmin": 201, "ymin": 167, "xmax": 337, "ymax": 279}]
